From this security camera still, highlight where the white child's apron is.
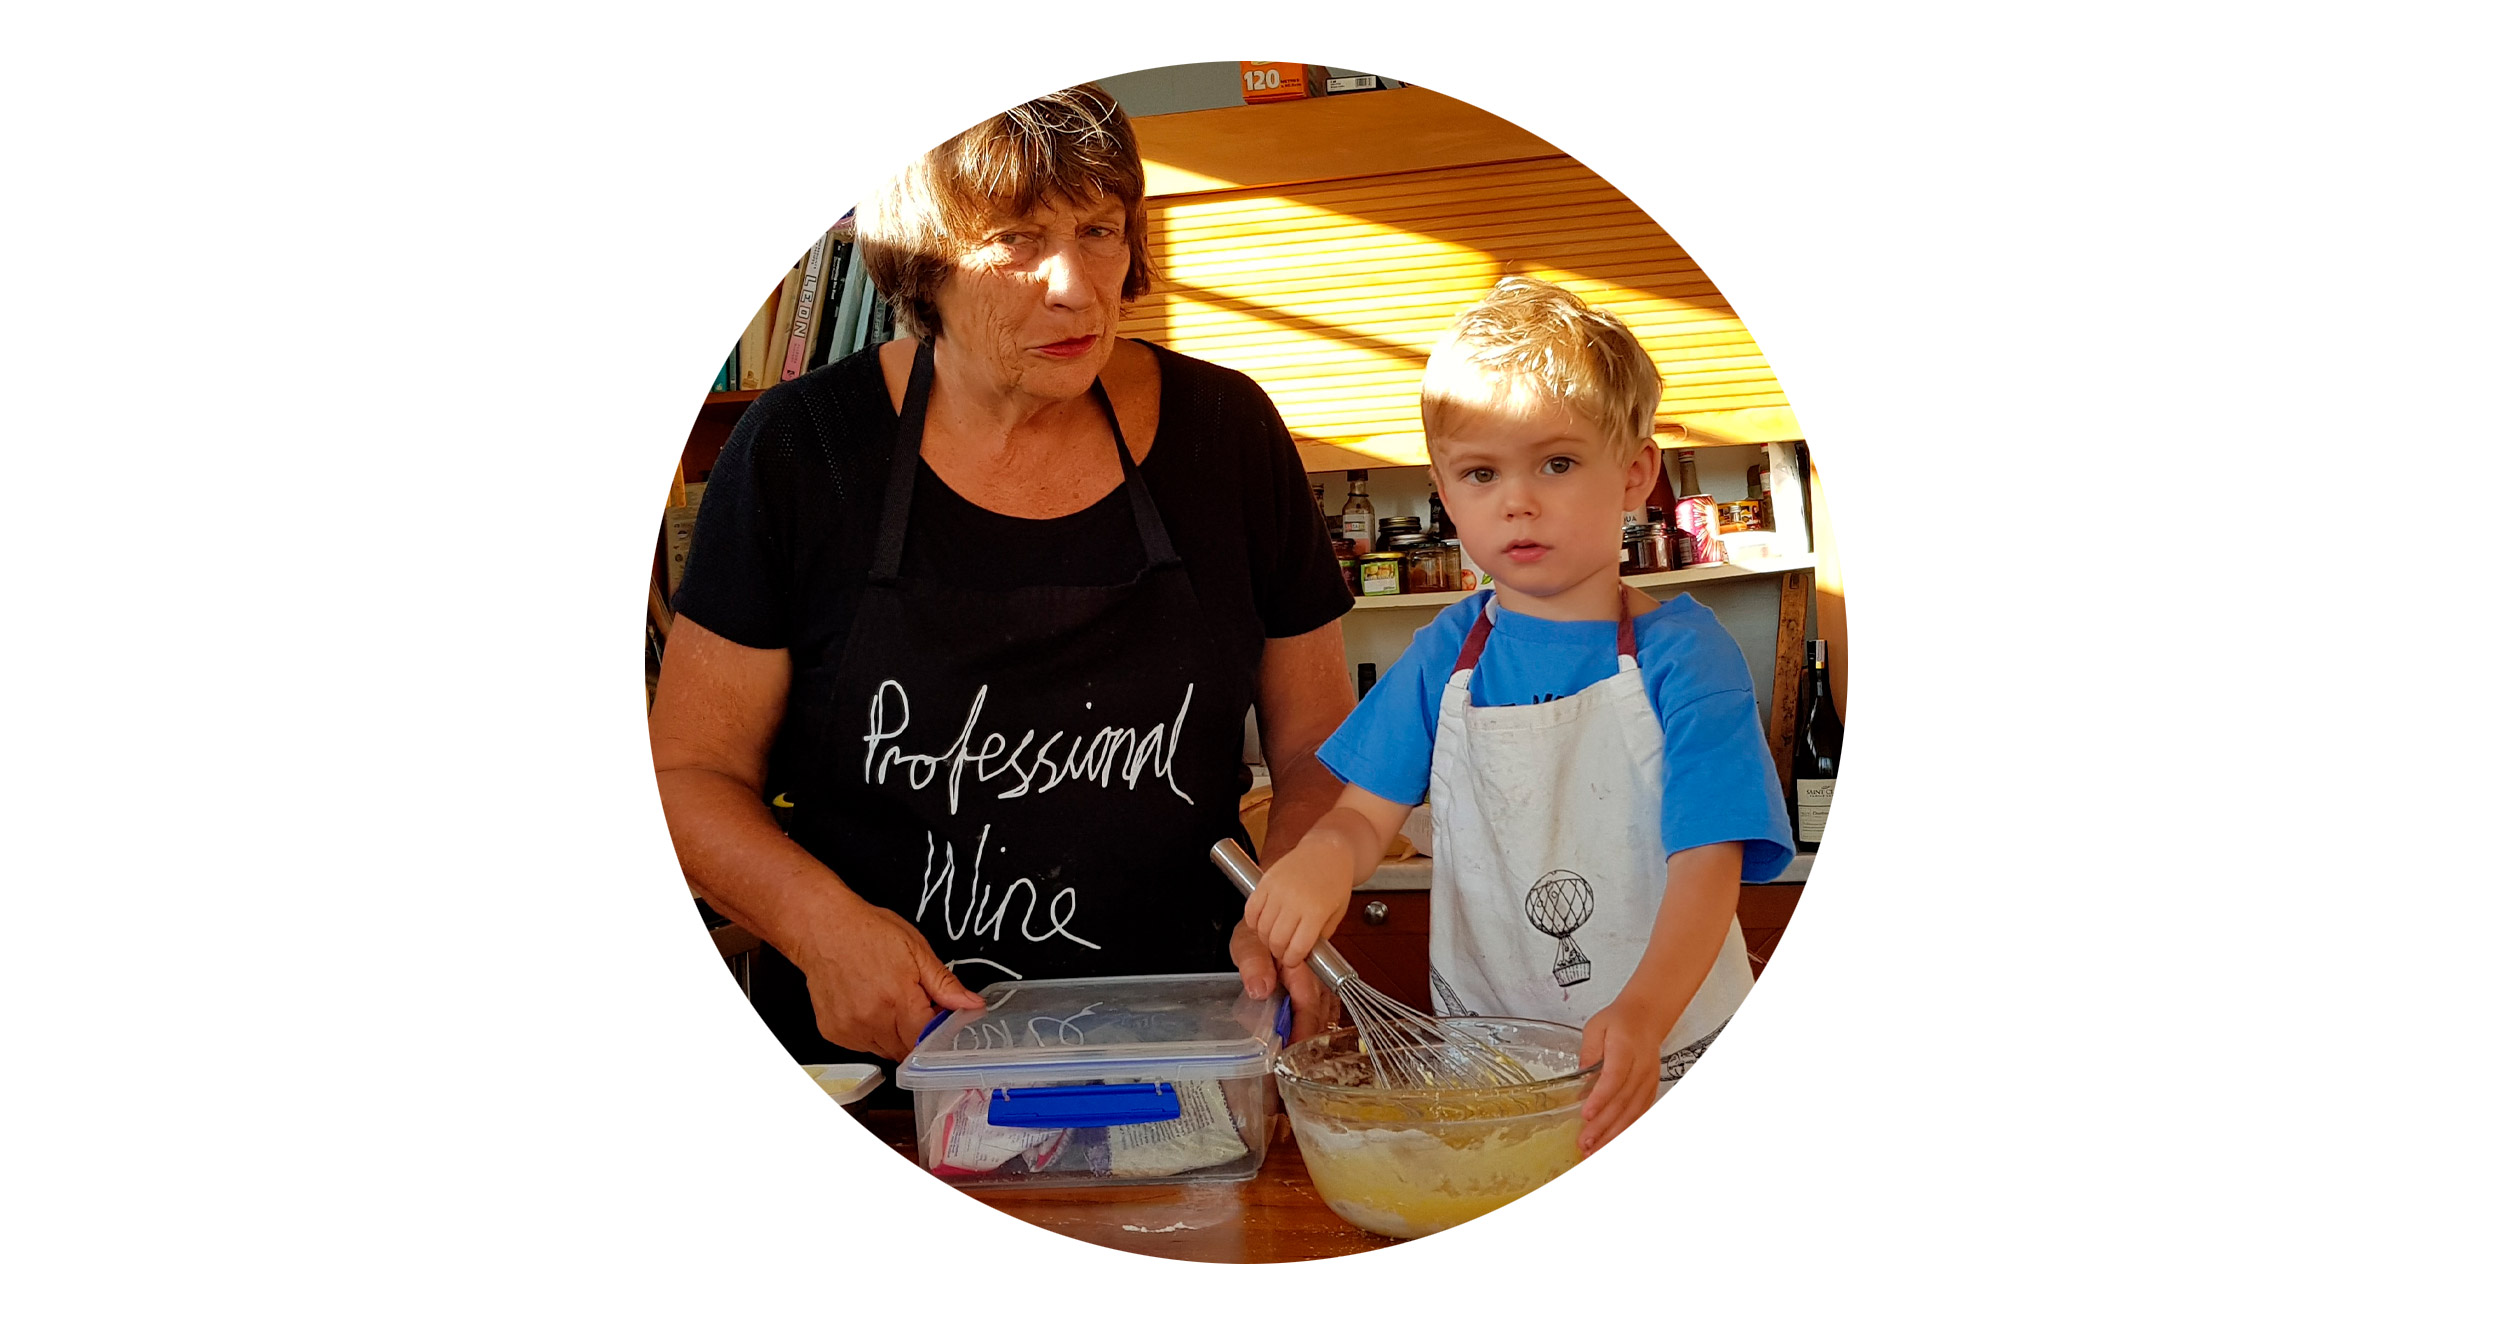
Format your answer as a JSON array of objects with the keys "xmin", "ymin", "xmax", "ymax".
[{"xmin": 1425, "ymin": 591, "xmax": 1754, "ymax": 1088}]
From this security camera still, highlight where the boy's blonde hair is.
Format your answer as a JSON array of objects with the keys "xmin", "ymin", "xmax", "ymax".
[{"xmin": 1419, "ymin": 276, "xmax": 1662, "ymax": 465}]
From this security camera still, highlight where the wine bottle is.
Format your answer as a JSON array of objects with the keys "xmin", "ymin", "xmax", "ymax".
[
  {"xmin": 1792, "ymin": 639, "xmax": 1842, "ymax": 851},
  {"xmin": 1340, "ymin": 470, "xmax": 1376, "ymax": 555}
]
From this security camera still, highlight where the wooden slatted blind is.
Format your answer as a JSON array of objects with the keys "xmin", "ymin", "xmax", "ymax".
[{"xmin": 1119, "ymin": 154, "xmax": 1801, "ymax": 469}]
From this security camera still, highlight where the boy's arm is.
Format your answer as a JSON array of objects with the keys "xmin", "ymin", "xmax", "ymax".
[
  {"xmin": 1243, "ymin": 783, "xmax": 1414, "ymax": 970},
  {"xmin": 1577, "ymin": 841, "xmax": 1743, "ymax": 1154}
]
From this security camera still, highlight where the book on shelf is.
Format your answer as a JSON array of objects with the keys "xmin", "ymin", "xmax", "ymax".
[
  {"xmin": 780, "ymin": 229, "xmax": 835, "ymax": 382},
  {"xmin": 765, "ymin": 255, "xmax": 804, "ymax": 384},
  {"xmin": 710, "ymin": 220, "xmax": 864, "ymax": 399},
  {"xmin": 661, "ymin": 484, "xmax": 704, "ymax": 596},
  {"xmin": 867, "ymin": 286, "xmax": 897, "ymax": 346},
  {"xmin": 827, "ymin": 255, "xmax": 872, "ymax": 361},
  {"xmin": 818, "ymin": 235, "xmax": 867, "ymax": 373},
  {"xmin": 737, "ymin": 288, "xmax": 777, "ymax": 391},
  {"xmin": 648, "ymin": 570, "xmax": 675, "ymax": 642}
]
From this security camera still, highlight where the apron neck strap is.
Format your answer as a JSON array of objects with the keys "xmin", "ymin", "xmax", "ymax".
[
  {"xmin": 871, "ymin": 337, "xmax": 1179, "ymax": 583},
  {"xmin": 1452, "ymin": 587, "xmax": 1642, "ymax": 675},
  {"xmin": 1095, "ymin": 367, "xmax": 1181, "ymax": 570},
  {"xmin": 868, "ymin": 338, "xmax": 941, "ymax": 583}
]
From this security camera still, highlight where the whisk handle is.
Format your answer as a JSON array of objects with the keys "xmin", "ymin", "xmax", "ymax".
[{"xmin": 1208, "ymin": 838, "xmax": 1360, "ymax": 994}]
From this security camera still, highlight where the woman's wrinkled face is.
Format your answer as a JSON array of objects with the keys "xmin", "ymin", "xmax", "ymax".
[{"xmin": 933, "ymin": 191, "xmax": 1131, "ymax": 403}]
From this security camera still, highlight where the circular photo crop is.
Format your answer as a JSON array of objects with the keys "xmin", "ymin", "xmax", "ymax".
[{"xmin": 644, "ymin": 62, "xmax": 1842, "ymax": 1263}]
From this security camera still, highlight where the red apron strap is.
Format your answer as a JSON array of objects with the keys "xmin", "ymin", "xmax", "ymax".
[
  {"xmin": 1455, "ymin": 589, "xmax": 1641, "ymax": 676},
  {"xmin": 1453, "ymin": 600, "xmax": 1498, "ymax": 672}
]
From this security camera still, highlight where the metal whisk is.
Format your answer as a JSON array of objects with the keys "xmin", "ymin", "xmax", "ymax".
[{"xmin": 1212, "ymin": 839, "xmax": 1538, "ymax": 1091}]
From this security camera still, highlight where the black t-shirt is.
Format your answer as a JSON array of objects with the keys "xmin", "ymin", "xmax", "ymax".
[{"xmin": 673, "ymin": 339, "xmax": 1353, "ymax": 768}]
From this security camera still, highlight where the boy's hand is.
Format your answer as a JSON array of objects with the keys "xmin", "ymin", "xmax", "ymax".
[
  {"xmin": 1242, "ymin": 837, "xmax": 1355, "ymax": 970},
  {"xmin": 1575, "ymin": 843, "xmax": 1743, "ymax": 1154},
  {"xmin": 1240, "ymin": 786, "xmax": 1414, "ymax": 969},
  {"xmin": 1576, "ymin": 995, "xmax": 1672, "ymax": 1154}
]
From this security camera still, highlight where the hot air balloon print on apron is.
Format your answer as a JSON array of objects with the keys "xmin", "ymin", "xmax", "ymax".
[{"xmin": 1525, "ymin": 868, "xmax": 1596, "ymax": 988}]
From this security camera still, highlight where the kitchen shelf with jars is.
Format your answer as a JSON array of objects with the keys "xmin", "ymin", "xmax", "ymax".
[
  {"xmin": 1346, "ymin": 557, "xmax": 1817, "ymax": 613},
  {"xmin": 1306, "ymin": 436, "xmax": 1822, "ymax": 779}
]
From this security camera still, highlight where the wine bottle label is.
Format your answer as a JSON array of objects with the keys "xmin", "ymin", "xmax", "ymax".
[{"xmin": 1795, "ymin": 778, "xmax": 1836, "ymax": 843}]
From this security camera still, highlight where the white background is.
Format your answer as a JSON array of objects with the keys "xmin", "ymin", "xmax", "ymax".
[{"xmin": 5, "ymin": 4, "xmax": 2484, "ymax": 1321}]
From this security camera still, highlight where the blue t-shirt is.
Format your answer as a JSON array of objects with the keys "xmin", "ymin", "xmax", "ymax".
[{"xmin": 1318, "ymin": 591, "xmax": 1796, "ymax": 882}]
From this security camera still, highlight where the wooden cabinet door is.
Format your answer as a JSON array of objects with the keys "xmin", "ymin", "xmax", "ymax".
[
  {"xmin": 1737, "ymin": 883, "xmax": 1805, "ymax": 980},
  {"xmin": 1323, "ymin": 891, "xmax": 1431, "ymax": 1010}
]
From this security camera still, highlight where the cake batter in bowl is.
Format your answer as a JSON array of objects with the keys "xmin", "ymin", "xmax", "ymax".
[{"xmin": 1276, "ymin": 1017, "xmax": 1598, "ymax": 1239}]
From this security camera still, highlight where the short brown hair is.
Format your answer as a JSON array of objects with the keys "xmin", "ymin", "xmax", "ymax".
[
  {"xmin": 1420, "ymin": 276, "xmax": 1663, "ymax": 465},
  {"xmin": 853, "ymin": 84, "xmax": 1153, "ymax": 339}
]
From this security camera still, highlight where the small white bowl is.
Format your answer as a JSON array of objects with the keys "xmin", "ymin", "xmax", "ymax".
[{"xmin": 801, "ymin": 1063, "xmax": 884, "ymax": 1120}]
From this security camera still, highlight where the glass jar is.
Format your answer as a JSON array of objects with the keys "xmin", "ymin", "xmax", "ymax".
[
  {"xmin": 1332, "ymin": 537, "xmax": 1358, "ymax": 594},
  {"xmin": 1399, "ymin": 539, "xmax": 1438, "ymax": 594},
  {"xmin": 1356, "ymin": 551, "xmax": 1405, "ymax": 596},
  {"xmin": 1620, "ymin": 523, "xmax": 1668, "ymax": 574}
]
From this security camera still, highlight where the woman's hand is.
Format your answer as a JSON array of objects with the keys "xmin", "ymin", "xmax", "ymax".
[
  {"xmin": 1231, "ymin": 921, "xmax": 1339, "ymax": 1044},
  {"xmin": 1576, "ymin": 995, "xmax": 1671, "ymax": 1154},
  {"xmin": 654, "ymin": 616, "xmax": 986, "ymax": 1059},
  {"xmin": 786, "ymin": 896, "xmax": 986, "ymax": 1061}
]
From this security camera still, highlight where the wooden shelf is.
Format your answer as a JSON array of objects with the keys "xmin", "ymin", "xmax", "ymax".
[
  {"xmin": 1347, "ymin": 554, "xmax": 1816, "ymax": 610},
  {"xmin": 703, "ymin": 390, "xmax": 764, "ymax": 406}
]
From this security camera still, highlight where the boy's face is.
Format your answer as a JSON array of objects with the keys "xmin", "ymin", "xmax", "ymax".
[{"xmin": 1429, "ymin": 377, "xmax": 1660, "ymax": 621}]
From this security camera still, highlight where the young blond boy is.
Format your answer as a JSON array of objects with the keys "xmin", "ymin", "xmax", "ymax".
[{"xmin": 1246, "ymin": 277, "xmax": 1794, "ymax": 1153}]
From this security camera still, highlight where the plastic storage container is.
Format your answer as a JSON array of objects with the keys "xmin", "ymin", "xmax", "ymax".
[{"xmin": 894, "ymin": 972, "xmax": 1286, "ymax": 1189}]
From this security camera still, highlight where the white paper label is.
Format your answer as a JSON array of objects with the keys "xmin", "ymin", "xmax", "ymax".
[{"xmin": 1795, "ymin": 778, "xmax": 1836, "ymax": 843}]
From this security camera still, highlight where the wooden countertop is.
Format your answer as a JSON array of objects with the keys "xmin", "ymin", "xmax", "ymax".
[{"xmin": 857, "ymin": 1108, "xmax": 1403, "ymax": 1263}]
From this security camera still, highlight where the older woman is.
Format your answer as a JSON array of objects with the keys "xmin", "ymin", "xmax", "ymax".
[{"xmin": 651, "ymin": 86, "xmax": 1355, "ymax": 1070}]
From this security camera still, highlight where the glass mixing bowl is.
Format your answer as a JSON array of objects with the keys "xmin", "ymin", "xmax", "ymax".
[{"xmin": 1275, "ymin": 1017, "xmax": 1598, "ymax": 1239}]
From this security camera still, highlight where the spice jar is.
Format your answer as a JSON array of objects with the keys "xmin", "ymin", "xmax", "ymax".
[
  {"xmin": 1620, "ymin": 523, "xmax": 1668, "ymax": 574},
  {"xmin": 1332, "ymin": 537, "xmax": 1357, "ymax": 594},
  {"xmin": 1390, "ymin": 534, "xmax": 1455, "ymax": 594},
  {"xmin": 1356, "ymin": 550, "xmax": 1405, "ymax": 596},
  {"xmin": 1398, "ymin": 539, "xmax": 1437, "ymax": 594}
]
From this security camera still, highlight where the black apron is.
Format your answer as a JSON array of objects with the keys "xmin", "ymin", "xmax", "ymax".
[{"xmin": 752, "ymin": 338, "xmax": 1258, "ymax": 1070}]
